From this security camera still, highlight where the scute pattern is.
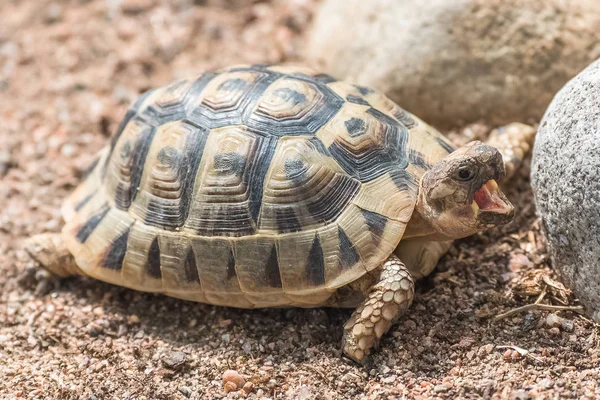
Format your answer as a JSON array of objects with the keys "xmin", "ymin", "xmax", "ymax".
[
  {"xmin": 60, "ymin": 64, "xmax": 453, "ymax": 307},
  {"xmin": 325, "ymin": 105, "xmax": 409, "ymax": 182}
]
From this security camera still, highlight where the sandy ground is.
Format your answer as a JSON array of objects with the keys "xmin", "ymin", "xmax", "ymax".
[{"xmin": 0, "ymin": 1, "xmax": 598, "ymax": 399}]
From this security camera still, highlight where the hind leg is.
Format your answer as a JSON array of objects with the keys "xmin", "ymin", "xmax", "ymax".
[
  {"xmin": 24, "ymin": 233, "xmax": 82, "ymax": 277},
  {"xmin": 486, "ymin": 123, "xmax": 536, "ymax": 181}
]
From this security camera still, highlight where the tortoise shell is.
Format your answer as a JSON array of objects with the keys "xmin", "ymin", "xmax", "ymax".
[{"xmin": 61, "ymin": 64, "xmax": 455, "ymax": 308}]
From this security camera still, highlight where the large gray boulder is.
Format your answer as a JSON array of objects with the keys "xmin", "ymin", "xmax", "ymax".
[
  {"xmin": 531, "ymin": 59, "xmax": 600, "ymax": 322},
  {"xmin": 305, "ymin": 0, "xmax": 600, "ymax": 128}
]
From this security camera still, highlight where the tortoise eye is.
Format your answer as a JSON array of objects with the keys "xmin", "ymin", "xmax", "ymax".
[{"xmin": 456, "ymin": 166, "xmax": 476, "ymax": 181}]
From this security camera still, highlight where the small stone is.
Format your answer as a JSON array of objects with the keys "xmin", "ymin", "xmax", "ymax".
[
  {"xmin": 546, "ymin": 313, "xmax": 562, "ymax": 328},
  {"xmin": 224, "ymin": 381, "xmax": 237, "ymax": 393},
  {"xmin": 219, "ymin": 319, "xmax": 232, "ymax": 328},
  {"xmin": 121, "ymin": 0, "xmax": 155, "ymax": 14},
  {"xmin": 509, "ymin": 254, "xmax": 533, "ymax": 271},
  {"xmin": 161, "ymin": 351, "xmax": 187, "ymax": 370},
  {"xmin": 242, "ymin": 382, "xmax": 254, "ymax": 394},
  {"xmin": 223, "ymin": 369, "xmax": 246, "ymax": 389},
  {"xmin": 482, "ymin": 344, "xmax": 495, "ymax": 354},
  {"xmin": 434, "ymin": 384, "xmax": 448, "ymax": 393},
  {"xmin": 44, "ymin": 3, "xmax": 63, "ymax": 24},
  {"xmin": 539, "ymin": 378, "xmax": 554, "ymax": 389},
  {"xmin": 128, "ymin": 315, "xmax": 140, "ymax": 324},
  {"xmin": 549, "ymin": 327, "xmax": 561, "ymax": 336},
  {"xmin": 178, "ymin": 386, "xmax": 192, "ymax": 397},
  {"xmin": 88, "ymin": 323, "xmax": 103, "ymax": 337},
  {"xmin": 513, "ymin": 389, "xmax": 529, "ymax": 400},
  {"xmin": 403, "ymin": 319, "xmax": 417, "ymax": 331}
]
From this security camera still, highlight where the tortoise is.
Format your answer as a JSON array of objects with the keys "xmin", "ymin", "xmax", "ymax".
[{"xmin": 26, "ymin": 64, "xmax": 534, "ymax": 362}]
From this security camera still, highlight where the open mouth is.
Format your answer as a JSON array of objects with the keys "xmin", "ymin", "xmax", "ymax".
[{"xmin": 472, "ymin": 180, "xmax": 513, "ymax": 215}]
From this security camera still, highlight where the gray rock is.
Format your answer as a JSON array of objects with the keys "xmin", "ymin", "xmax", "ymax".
[
  {"xmin": 531, "ymin": 58, "xmax": 600, "ymax": 323},
  {"xmin": 306, "ymin": 0, "xmax": 600, "ymax": 128}
]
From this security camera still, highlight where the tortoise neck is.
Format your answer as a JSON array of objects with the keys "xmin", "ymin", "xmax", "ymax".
[{"xmin": 403, "ymin": 182, "xmax": 453, "ymax": 241}]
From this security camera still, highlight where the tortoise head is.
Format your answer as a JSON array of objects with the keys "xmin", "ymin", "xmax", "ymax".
[{"xmin": 416, "ymin": 141, "xmax": 514, "ymax": 239}]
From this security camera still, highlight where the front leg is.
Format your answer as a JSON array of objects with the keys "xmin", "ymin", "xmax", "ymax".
[{"xmin": 342, "ymin": 255, "xmax": 414, "ymax": 363}]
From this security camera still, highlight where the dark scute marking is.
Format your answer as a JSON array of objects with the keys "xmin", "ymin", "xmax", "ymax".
[
  {"xmin": 367, "ymin": 107, "xmax": 400, "ymax": 126},
  {"xmin": 436, "ymin": 136, "xmax": 456, "ymax": 154},
  {"xmin": 248, "ymin": 136, "xmax": 279, "ymax": 224},
  {"xmin": 147, "ymin": 237, "xmax": 162, "ymax": 279},
  {"xmin": 409, "ymin": 149, "xmax": 430, "ymax": 170},
  {"xmin": 346, "ymin": 95, "xmax": 370, "ymax": 106},
  {"xmin": 131, "ymin": 88, "xmax": 154, "ymax": 111},
  {"xmin": 102, "ymin": 227, "xmax": 131, "ymax": 271},
  {"xmin": 313, "ymin": 73, "xmax": 337, "ymax": 84},
  {"xmin": 276, "ymin": 207, "xmax": 303, "ymax": 234},
  {"xmin": 304, "ymin": 174, "xmax": 361, "ymax": 224},
  {"xmin": 81, "ymin": 157, "xmax": 99, "ymax": 180},
  {"xmin": 129, "ymin": 126, "xmax": 157, "ymax": 203},
  {"xmin": 213, "ymin": 152, "xmax": 245, "ymax": 176},
  {"xmin": 355, "ymin": 85, "xmax": 374, "ymax": 96},
  {"xmin": 244, "ymin": 76, "xmax": 343, "ymax": 136},
  {"xmin": 192, "ymin": 71, "xmax": 277, "ymax": 129},
  {"xmin": 226, "ymin": 247, "xmax": 236, "ymax": 280},
  {"xmin": 194, "ymin": 203, "xmax": 255, "ymax": 237},
  {"xmin": 218, "ymin": 78, "xmax": 248, "ymax": 92},
  {"xmin": 75, "ymin": 205, "xmax": 110, "ymax": 243},
  {"xmin": 307, "ymin": 235, "xmax": 325, "ymax": 286},
  {"xmin": 392, "ymin": 108, "xmax": 416, "ymax": 129},
  {"xmin": 157, "ymin": 146, "xmax": 183, "ymax": 168},
  {"xmin": 184, "ymin": 247, "xmax": 200, "ymax": 284},
  {"xmin": 390, "ymin": 168, "xmax": 416, "ymax": 191},
  {"xmin": 189, "ymin": 72, "xmax": 218, "ymax": 97},
  {"xmin": 179, "ymin": 123, "xmax": 210, "ymax": 222},
  {"xmin": 251, "ymin": 63, "xmax": 270, "ymax": 70},
  {"xmin": 283, "ymin": 158, "xmax": 306, "ymax": 180},
  {"xmin": 337, "ymin": 227, "xmax": 360, "ymax": 269},
  {"xmin": 74, "ymin": 192, "xmax": 96, "ymax": 212},
  {"xmin": 273, "ymin": 88, "xmax": 307, "ymax": 106},
  {"xmin": 309, "ymin": 136, "xmax": 330, "ymax": 155},
  {"xmin": 344, "ymin": 117, "xmax": 366, "ymax": 137},
  {"xmin": 327, "ymin": 111, "xmax": 409, "ymax": 182},
  {"xmin": 359, "ymin": 208, "xmax": 388, "ymax": 245},
  {"xmin": 120, "ymin": 141, "xmax": 132, "ymax": 159},
  {"xmin": 265, "ymin": 245, "xmax": 282, "ymax": 288},
  {"xmin": 103, "ymin": 109, "xmax": 136, "ymax": 177}
]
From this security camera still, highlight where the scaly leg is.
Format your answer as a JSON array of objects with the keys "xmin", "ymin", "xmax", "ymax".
[
  {"xmin": 342, "ymin": 255, "xmax": 414, "ymax": 363},
  {"xmin": 486, "ymin": 123, "xmax": 536, "ymax": 181},
  {"xmin": 24, "ymin": 233, "xmax": 82, "ymax": 277}
]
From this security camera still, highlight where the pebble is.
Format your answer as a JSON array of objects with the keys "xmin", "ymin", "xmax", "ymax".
[
  {"xmin": 223, "ymin": 381, "xmax": 237, "ymax": 393},
  {"xmin": 120, "ymin": 0, "xmax": 155, "ymax": 14},
  {"xmin": 223, "ymin": 369, "xmax": 246, "ymax": 389},
  {"xmin": 44, "ymin": 3, "xmax": 63, "ymax": 24},
  {"xmin": 161, "ymin": 351, "xmax": 187, "ymax": 370},
  {"xmin": 549, "ymin": 327, "xmax": 561, "ymax": 336},
  {"xmin": 403, "ymin": 319, "xmax": 417, "ymax": 331},
  {"xmin": 546, "ymin": 313, "xmax": 562, "ymax": 328},
  {"xmin": 178, "ymin": 386, "xmax": 192, "ymax": 397},
  {"xmin": 297, "ymin": 385, "xmax": 312, "ymax": 400},
  {"xmin": 242, "ymin": 382, "xmax": 254, "ymax": 394},
  {"xmin": 539, "ymin": 378, "xmax": 554, "ymax": 389},
  {"xmin": 88, "ymin": 323, "xmax": 103, "ymax": 337},
  {"xmin": 434, "ymin": 384, "xmax": 449, "ymax": 393}
]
